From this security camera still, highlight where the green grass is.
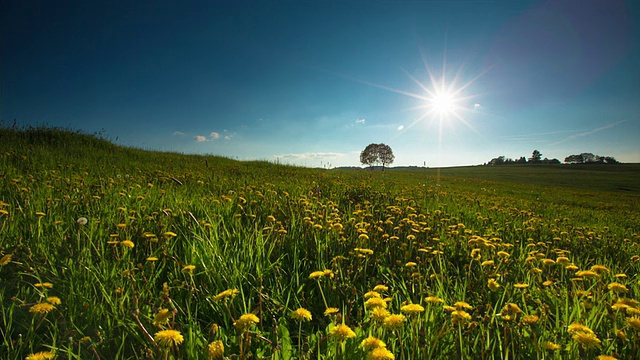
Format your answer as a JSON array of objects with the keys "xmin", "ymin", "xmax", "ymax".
[{"xmin": 1, "ymin": 126, "xmax": 639, "ymax": 359}]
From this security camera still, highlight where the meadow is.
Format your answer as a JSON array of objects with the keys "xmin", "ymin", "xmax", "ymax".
[{"xmin": 1, "ymin": 127, "xmax": 639, "ymax": 360}]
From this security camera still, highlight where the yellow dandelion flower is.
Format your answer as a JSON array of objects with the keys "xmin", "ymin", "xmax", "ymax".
[
  {"xmin": 597, "ymin": 355, "xmax": 617, "ymax": 360},
  {"xmin": 541, "ymin": 341, "xmax": 561, "ymax": 351},
  {"xmin": 497, "ymin": 251, "xmax": 510, "ymax": 259},
  {"xmin": 572, "ymin": 331, "xmax": 600, "ymax": 348},
  {"xmin": 153, "ymin": 308, "xmax": 172, "ymax": 326},
  {"xmin": 615, "ymin": 273, "xmax": 627, "ymax": 278},
  {"xmin": 443, "ymin": 305, "xmax": 456, "ymax": 312},
  {"xmin": 364, "ymin": 291, "xmax": 381, "ymax": 299},
  {"xmin": 488, "ymin": 279, "xmax": 500, "ymax": 292},
  {"xmin": 514, "ymin": 283, "xmax": 529, "ymax": 289},
  {"xmin": 35, "ymin": 282, "xmax": 53, "ymax": 289},
  {"xmin": 590, "ymin": 265, "xmax": 609, "ymax": 273},
  {"xmin": 365, "ymin": 297, "xmax": 388, "ymax": 309},
  {"xmin": 45, "ymin": 296, "xmax": 61, "ymax": 305},
  {"xmin": 329, "ymin": 324, "xmax": 356, "ymax": 341},
  {"xmin": 360, "ymin": 336, "xmax": 386, "ymax": 351},
  {"xmin": 147, "ymin": 257, "xmax": 159, "ymax": 261},
  {"xmin": 522, "ymin": 314, "xmax": 539, "ymax": 325},
  {"xmin": 627, "ymin": 307, "xmax": 640, "ymax": 316},
  {"xmin": 163, "ymin": 231, "xmax": 177, "ymax": 238},
  {"xmin": 367, "ymin": 347, "xmax": 395, "ymax": 360},
  {"xmin": 214, "ymin": 289, "xmax": 239, "ymax": 301},
  {"xmin": 400, "ymin": 304, "xmax": 425, "ymax": 315},
  {"xmin": 30, "ymin": 303, "xmax": 56, "ymax": 314},
  {"xmin": 323, "ymin": 269, "xmax": 334, "ymax": 278},
  {"xmin": 154, "ymin": 329, "xmax": 184, "ymax": 348},
  {"xmin": 234, "ymin": 313, "xmax": 260, "ymax": 331},
  {"xmin": 481, "ymin": 260, "xmax": 494, "ymax": 267},
  {"xmin": 370, "ymin": 307, "xmax": 390, "ymax": 323},
  {"xmin": 627, "ymin": 316, "xmax": 640, "ymax": 331},
  {"xmin": 405, "ymin": 262, "xmax": 417, "ymax": 267},
  {"xmin": 616, "ymin": 329, "xmax": 627, "ymax": 340},
  {"xmin": 35, "ymin": 211, "xmax": 46, "ymax": 217},
  {"xmin": 373, "ymin": 285, "xmax": 388, "ymax": 292},
  {"xmin": 565, "ymin": 264, "xmax": 579, "ymax": 271},
  {"xmin": 324, "ymin": 307, "xmax": 340, "ymax": 316},
  {"xmin": 309, "ymin": 270, "xmax": 325, "ymax": 279},
  {"xmin": 575, "ymin": 270, "xmax": 599, "ymax": 278},
  {"xmin": 568, "ymin": 323, "xmax": 594, "ymax": 335},
  {"xmin": 454, "ymin": 301, "xmax": 473, "ymax": 310},
  {"xmin": 383, "ymin": 314, "xmax": 406, "ymax": 329},
  {"xmin": 542, "ymin": 280, "xmax": 553, "ymax": 286},
  {"xmin": 120, "ymin": 240, "xmax": 134, "ymax": 248},
  {"xmin": 556, "ymin": 256, "xmax": 570, "ymax": 265},
  {"xmin": 291, "ymin": 308, "xmax": 312, "ymax": 322},
  {"xmin": 0, "ymin": 254, "xmax": 12, "ymax": 266},
  {"xmin": 501, "ymin": 303, "xmax": 523, "ymax": 318},
  {"xmin": 607, "ymin": 282, "xmax": 628, "ymax": 293},
  {"xmin": 181, "ymin": 265, "xmax": 196, "ymax": 273},
  {"xmin": 425, "ymin": 296, "xmax": 445, "ymax": 304},
  {"xmin": 25, "ymin": 351, "xmax": 56, "ymax": 360},
  {"xmin": 451, "ymin": 310, "xmax": 472, "ymax": 324},
  {"xmin": 208, "ymin": 340, "xmax": 225, "ymax": 359}
]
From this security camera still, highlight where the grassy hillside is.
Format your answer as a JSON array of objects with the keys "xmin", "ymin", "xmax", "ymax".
[{"xmin": 1, "ymin": 127, "xmax": 639, "ymax": 359}]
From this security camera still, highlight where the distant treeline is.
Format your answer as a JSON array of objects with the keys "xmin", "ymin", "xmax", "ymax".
[{"xmin": 487, "ymin": 150, "xmax": 619, "ymax": 166}]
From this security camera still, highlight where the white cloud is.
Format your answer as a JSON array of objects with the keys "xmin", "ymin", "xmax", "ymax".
[
  {"xmin": 474, "ymin": 103, "xmax": 481, "ymax": 110},
  {"xmin": 194, "ymin": 135, "xmax": 208, "ymax": 142},
  {"xmin": 210, "ymin": 132, "xmax": 220, "ymax": 139},
  {"xmin": 275, "ymin": 152, "xmax": 345, "ymax": 160},
  {"xmin": 172, "ymin": 131, "xmax": 185, "ymax": 136},
  {"xmin": 355, "ymin": 118, "xmax": 366, "ymax": 124},
  {"xmin": 397, "ymin": 125, "xmax": 405, "ymax": 131}
]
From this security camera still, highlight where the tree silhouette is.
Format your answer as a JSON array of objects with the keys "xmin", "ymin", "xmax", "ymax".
[{"xmin": 360, "ymin": 143, "xmax": 395, "ymax": 170}]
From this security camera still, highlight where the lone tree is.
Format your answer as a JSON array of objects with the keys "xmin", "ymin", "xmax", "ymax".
[{"xmin": 360, "ymin": 143, "xmax": 395, "ymax": 170}]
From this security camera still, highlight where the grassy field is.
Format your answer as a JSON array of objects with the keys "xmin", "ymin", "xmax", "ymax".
[{"xmin": 1, "ymin": 127, "xmax": 639, "ymax": 359}]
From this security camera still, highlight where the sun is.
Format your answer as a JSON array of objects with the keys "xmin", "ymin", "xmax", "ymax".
[{"xmin": 430, "ymin": 91, "xmax": 456, "ymax": 115}]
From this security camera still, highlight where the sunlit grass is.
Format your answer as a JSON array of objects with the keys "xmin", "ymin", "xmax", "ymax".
[{"xmin": 1, "ymin": 126, "xmax": 639, "ymax": 359}]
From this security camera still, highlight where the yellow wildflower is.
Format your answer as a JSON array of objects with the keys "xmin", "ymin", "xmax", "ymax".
[
  {"xmin": 181, "ymin": 265, "xmax": 196, "ymax": 273},
  {"xmin": 291, "ymin": 308, "xmax": 312, "ymax": 322},
  {"xmin": 627, "ymin": 316, "xmax": 640, "ymax": 331},
  {"xmin": 575, "ymin": 270, "xmax": 599, "ymax": 278},
  {"xmin": 572, "ymin": 331, "xmax": 601, "ymax": 348},
  {"xmin": 400, "ymin": 304, "xmax": 425, "ymax": 315},
  {"xmin": 0, "ymin": 254, "xmax": 12, "ymax": 266},
  {"xmin": 514, "ymin": 283, "xmax": 529, "ymax": 289},
  {"xmin": 153, "ymin": 308, "xmax": 172, "ymax": 326},
  {"xmin": 451, "ymin": 310, "xmax": 472, "ymax": 324},
  {"xmin": 30, "ymin": 303, "xmax": 56, "ymax": 314},
  {"xmin": 607, "ymin": 282, "xmax": 628, "ymax": 293},
  {"xmin": 309, "ymin": 271, "xmax": 325, "ymax": 279},
  {"xmin": 383, "ymin": 314, "xmax": 406, "ymax": 329},
  {"xmin": 360, "ymin": 336, "xmax": 386, "ymax": 351},
  {"xmin": 364, "ymin": 291, "xmax": 381, "ymax": 299},
  {"xmin": 120, "ymin": 240, "xmax": 134, "ymax": 248},
  {"xmin": 35, "ymin": 282, "xmax": 53, "ymax": 289},
  {"xmin": 324, "ymin": 307, "xmax": 339, "ymax": 316},
  {"xmin": 568, "ymin": 323, "xmax": 594, "ymax": 335},
  {"xmin": 367, "ymin": 347, "xmax": 395, "ymax": 360},
  {"xmin": 454, "ymin": 301, "xmax": 473, "ymax": 310},
  {"xmin": 208, "ymin": 340, "xmax": 224, "ymax": 359},
  {"xmin": 234, "ymin": 313, "xmax": 260, "ymax": 331},
  {"xmin": 214, "ymin": 289, "xmax": 239, "ymax": 301},
  {"xmin": 154, "ymin": 329, "xmax": 184, "ymax": 348},
  {"xmin": 425, "ymin": 296, "xmax": 445, "ymax": 304},
  {"xmin": 597, "ymin": 356, "xmax": 617, "ymax": 360},
  {"xmin": 329, "ymin": 324, "xmax": 356, "ymax": 341},
  {"xmin": 370, "ymin": 307, "xmax": 390, "ymax": 323},
  {"xmin": 365, "ymin": 297, "xmax": 387, "ymax": 309},
  {"xmin": 488, "ymin": 279, "xmax": 500, "ymax": 292},
  {"xmin": 25, "ymin": 351, "xmax": 56, "ymax": 360},
  {"xmin": 590, "ymin": 265, "xmax": 609, "ymax": 273},
  {"xmin": 373, "ymin": 285, "xmax": 389, "ymax": 292},
  {"xmin": 45, "ymin": 296, "xmax": 61, "ymax": 305},
  {"xmin": 541, "ymin": 341, "xmax": 561, "ymax": 351}
]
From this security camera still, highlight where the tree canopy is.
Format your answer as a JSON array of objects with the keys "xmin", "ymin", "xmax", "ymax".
[{"xmin": 360, "ymin": 143, "xmax": 395, "ymax": 170}]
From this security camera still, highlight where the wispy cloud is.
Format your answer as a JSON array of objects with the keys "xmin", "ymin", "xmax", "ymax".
[
  {"xmin": 210, "ymin": 132, "xmax": 220, "ymax": 139},
  {"xmin": 275, "ymin": 152, "xmax": 345, "ymax": 160},
  {"xmin": 194, "ymin": 135, "xmax": 208, "ymax": 142},
  {"xmin": 355, "ymin": 118, "xmax": 365, "ymax": 124},
  {"xmin": 194, "ymin": 131, "xmax": 230, "ymax": 142},
  {"xmin": 550, "ymin": 120, "xmax": 628, "ymax": 145},
  {"xmin": 172, "ymin": 131, "xmax": 185, "ymax": 136}
]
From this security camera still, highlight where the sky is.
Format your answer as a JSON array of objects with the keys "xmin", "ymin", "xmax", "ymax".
[{"xmin": 2, "ymin": 0, "xmax": 639, "ymax": 168}]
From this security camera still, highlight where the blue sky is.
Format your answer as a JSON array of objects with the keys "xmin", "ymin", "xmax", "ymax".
[{"xmin": 2, "ymin": 0, "xmax": 639, "ymax": 167}]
